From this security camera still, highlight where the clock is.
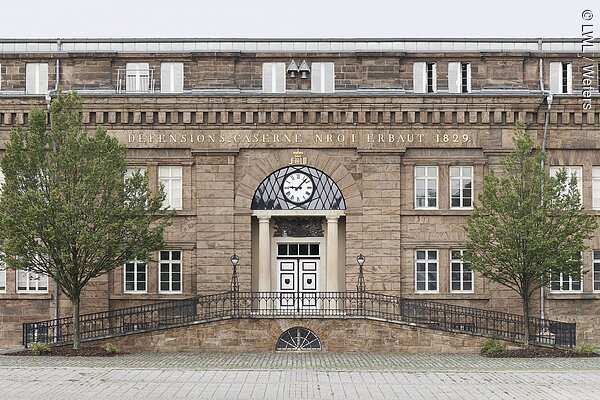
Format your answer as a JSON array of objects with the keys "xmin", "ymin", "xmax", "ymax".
[{"xmin": 282, "ymin": 171, "xmax": 315, "ymax": 204}]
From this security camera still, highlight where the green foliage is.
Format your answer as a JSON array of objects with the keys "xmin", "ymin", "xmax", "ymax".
[
  {"xmin": 463, "ymin": 122, "xmax": 597, "ymax": 342},
  {"xmin": 480, "ymin": 338, "xmax": 505, "ymax": 355},
  {"xmin": 101, "ymin": 342, "xmax": 119, "ymax": 354},
  {"xmin": 575, "ymin": 342, "xmax": 597, "ymax": 356},
  {"xmin": 30, "ymin": 342, "xmax": 51, "ymax": 356},
  {"xmin": 0, "ymin": 92, "xmax": 174, "ymax": 348}
]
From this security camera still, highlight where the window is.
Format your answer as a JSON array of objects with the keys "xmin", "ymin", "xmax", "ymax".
[
  {"xmin": 550, "ymin": 253, "xmax": 582, "ymax": 292},
  {"xmin": 450, "ymin": 250, "xmax": 473, "ymax": 292},
  {"xmin": 160, "ymin": 62, "xmax": 184, "ymax": 94},
  {"xmin": 549, "ymin": 62, "xmax": 572, "ymax": 94},
  {"xmin": 549, "ymin": 166, "xmax": 582, "ymax": 205},
  {"xmin": 415, "ymin": 166, "xmax": 438, "ymax": 208},
  {"xmin": 158, "ymin": 166, "xmax": 182, "ymax": 210},
  {"xmin": 448, "ymin": 62, "xmax": 471, "ymax": 93},
  {"xmin": 124, "ymin": 261, "xmax": 147, "ymax": 293},
  {"xmin": 551, "ymin": 271, "xmax": 582, "ymax": 292},
  {"xmin": 159, "ymin": 250, "xmax": 181, "ymax": 293},
  {"xmin": 25, "ymin": 63, "xmax": 49, "ymax": 94},
  {"xmin": 311, "ymin": 62, "xmax": 334, "ymax": 93},
  {"xmin": 125, "ymin": 166, "xmax": 147, "ymax": 181},
  {"xmin": 450, "ymin": 166, "xmax": 473, "ymax": 208},
  {"xmin": 594, "ymin": 251, "xmax": 600, "ymax": 292},
  {"xmin": 262, "ymin": 62, "xmax": 286, "ymax": 93},
  {"xmin": 413, "ymin": 62, "xmax": 436, "ymax": 94},
  {"xmin": 592, "ymin": 167, "xmax": 600, "ymax": 210},
  {"xmin": 0, "ymin": 263, "xmax": 5, "ymax": 292},
  {"xmin": 426, "ymin": 63, "xmax": 436, "ymax": 93},
  {"xmin": 415, "ymin": 250, "xmax": 438, "ymax": 292},
  {"xmin": 17, "ymin": 268, "xmax": 48, "ymax": 292},
  {"xmin": 126, "ymin": 62, "xmax": 151, "ymax": 93}
]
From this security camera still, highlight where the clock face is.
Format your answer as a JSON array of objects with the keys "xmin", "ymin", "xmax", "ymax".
[{"xmin": 282, "ymin": 172, "xmax": 315, "ymax": 204}]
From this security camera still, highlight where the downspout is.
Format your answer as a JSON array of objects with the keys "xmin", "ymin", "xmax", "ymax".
[
  {"xmin": 539, "ymin": 50, "xmax": 554, "ymax": 323},
  {"xmin": 53, "ymin": 39, "xmax": 61, "ymax": 94},
  {"xmin": 52, "ymin": 38, "xmax": 62, "ymax": 330}
]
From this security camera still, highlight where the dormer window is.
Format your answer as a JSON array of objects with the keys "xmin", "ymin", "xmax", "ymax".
[
  {"xmin": 26, "ymin": 63, "xmax": 49, "ymax": 95},
  {"xmin": 448, "ymin": 62, "xmax": 471, "ymax": 93},
  {"xmin": 262, "ymin": 62, "xmax": 286, "ymax": 93},
  {"xmin": 311, "ymin": 62, "xmax": 334, "ymax": 93},
  {"xmin": 550, "ymin": 62, "xmax": 572, "ymax": 94},
  {"xmin": 413, "ymin": 62, "xmax": 437, "ymax": 94}
]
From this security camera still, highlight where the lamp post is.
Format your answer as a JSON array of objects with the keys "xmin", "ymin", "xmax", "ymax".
[
  {"xmin": 356, "ymin": 254, "xmax": 366, "ymax": 316},
  {"xmin": 230, "ymin": 254, "xmax": 239, "ymax": 293},
  {"xmin": 230, "ymin": 254, "xmax": 240, "ymax": 317},
  {"xmin": 356, "ymin": 254, "xmax": 366, "ymax": 293}
]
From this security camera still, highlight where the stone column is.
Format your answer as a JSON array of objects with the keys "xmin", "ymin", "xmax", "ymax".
[
  {"xmin": 257, "ymin": 216, "xmax": 271, "ymax": 293},
  {"xmin": 326, "ymin": 216, "xmax": 339, "ymax": 293}
]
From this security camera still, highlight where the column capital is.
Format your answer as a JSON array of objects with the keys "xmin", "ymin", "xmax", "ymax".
[
  {"xmin": 257, "ymin": 215, "xmax": 271, "ymax": 222},
  {"xmin": 326, "ymin": 215, "xmax": 339, "ymax": 223}
]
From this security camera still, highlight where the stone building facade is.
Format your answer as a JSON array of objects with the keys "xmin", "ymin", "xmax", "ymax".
[{"xmin": 0, "ymin": 38, "xmax": 599, "ymax": 349}]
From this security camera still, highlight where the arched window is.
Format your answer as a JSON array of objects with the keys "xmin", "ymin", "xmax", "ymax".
[
  {"xmin": 276, "ymin": 327, "xmax": 322, "ymax": 351},
  {"xmin": 252, "ymin": 166, "xmax": 345, "ymax": 210}
]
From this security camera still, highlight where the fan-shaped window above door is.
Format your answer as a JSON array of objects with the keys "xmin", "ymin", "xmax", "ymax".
[{"xmin": 251, "ymin": 166, "xmax": 346, "ymax": 210}]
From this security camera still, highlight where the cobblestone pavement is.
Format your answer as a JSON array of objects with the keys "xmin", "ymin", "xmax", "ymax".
[{"xmin": 1, "ymin": 352, "xmax": 599, "ymax": 399}]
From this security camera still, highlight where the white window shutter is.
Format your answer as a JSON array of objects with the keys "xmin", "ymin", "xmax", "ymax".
[
  {"xmin": 274, "ymin": 62, "xmax": 285, "ymax": 93},
  {"xmin": 566, "ymin": 63, "xmax": 573, "ymax": 94},
  {"xmin": 431, "ymin": 63, "xmax": 437, "ymax": 93},
  {"xmin": 549, "ymin": 62, "xmax": 561, "ymax": 93},
  {"xmin": 448, "ymin": 62, "xmax": 460, "ymax": 93},
  {"xmin": 324, "ymin": 62, "xmax": 334, "ymax": 93},
  {"xmin": 413, "ymin": 62, "xmax": 426, "ymax": 94},
  {"xmin": 173, "ymin": 62, "xmax": 184, "ymax": 93},
  {"xmin": 26, "ymin": 64, "xmax": 37, "ymax": 94},
  {"xmin": 311, "ymin": 62, "xmax": 322, "ymax": 92},
  {"xmin": 466, "ymin": 63, "xmax": 472, "ymax": 93},
  {"xmin": 262, "ymin": 63, "xmax": 273, "ymax": 93},
  {"xmin": 38, "ymin": 63, "xmax": 48, "ymax": 94},
  {"xmin": 161, "ymin": 63, "xmax": 172, "ymax": 93}
]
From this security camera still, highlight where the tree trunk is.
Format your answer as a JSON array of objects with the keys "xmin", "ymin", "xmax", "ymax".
[
  {"xmin": 72, "ymin": 298, "xmax": 80, "ymax": 350},
  {"xmin": 522, "ymin": 294, "xmax": 530, "ymax": 345}
]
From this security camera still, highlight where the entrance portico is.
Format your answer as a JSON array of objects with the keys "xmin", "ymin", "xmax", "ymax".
[
  {"xmin": 250, "ymin": 164, "xmax": 346, "ymax": 302},
  {"xmin": 253, "ymin": 209, "xmax": 345, "ymax": 295}
]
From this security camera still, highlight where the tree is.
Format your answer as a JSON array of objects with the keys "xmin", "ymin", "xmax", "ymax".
[
  {"xmin": 0, "ymin": 92, "xmax": 173, "ymax": 349},
  {"xmin": 462, "ymin": 123, "xmax": 597, "ymax": 343}
]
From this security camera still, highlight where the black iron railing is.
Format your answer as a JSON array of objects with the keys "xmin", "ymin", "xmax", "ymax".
[
  {"xmin": 23, "ymin": 297, "xmax": 198, "ymax": 348},
  {"xmin": 23, "ymin": 291, "xmax": 577, "ymax": 348}
]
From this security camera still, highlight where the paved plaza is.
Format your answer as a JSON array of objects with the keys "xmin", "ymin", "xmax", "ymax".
[{"xmin": 1, "ymin": 352, "xmax": 599, "ymax": 399}]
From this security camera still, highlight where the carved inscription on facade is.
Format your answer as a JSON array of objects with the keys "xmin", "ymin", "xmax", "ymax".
[{"xmin": 124, "ymin": 131, "xmax": 473, "ymax": 148}]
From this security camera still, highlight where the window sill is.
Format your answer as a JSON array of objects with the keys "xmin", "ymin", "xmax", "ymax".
[
  {"xmin": 547, "ymin": 293, "xmax": 598, "ymax": 300},
  {"xmin": 164, "ymin": 210, "xmax": 196, "ymax": 217},
  {"xmin": 403, "ymin": 209, "xmax": 473, "ymax": 216},
  {"xmin": 404, "ymin": 293, "xmax": 491, "ymax": 301},
  {"xmin": 109, "ymin": 293, "xmax": 189, "ymax": 300},
  {"xmin": 0, "ymin": 293, "xmax": 52, "ymax": 300}
]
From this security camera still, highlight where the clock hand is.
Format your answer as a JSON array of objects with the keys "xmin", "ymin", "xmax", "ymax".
[{"xmin": 295, "ymin": 178, "xmax": 308, "ymax": 190}]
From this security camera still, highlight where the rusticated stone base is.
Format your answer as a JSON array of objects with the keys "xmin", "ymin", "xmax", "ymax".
[{"xmin": 90, "ymin": 318, "xmax": 500, "ymax": 353}]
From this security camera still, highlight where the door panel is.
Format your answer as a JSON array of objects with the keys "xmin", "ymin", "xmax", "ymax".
[{"xmin": 277, "ymin": 244, "xmax": 320, "ymax": 311}]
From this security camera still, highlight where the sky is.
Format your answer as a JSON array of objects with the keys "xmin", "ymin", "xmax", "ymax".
[{"xmin": 0, "ymin": 0, "xmax": 592, "ymax": 38}]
